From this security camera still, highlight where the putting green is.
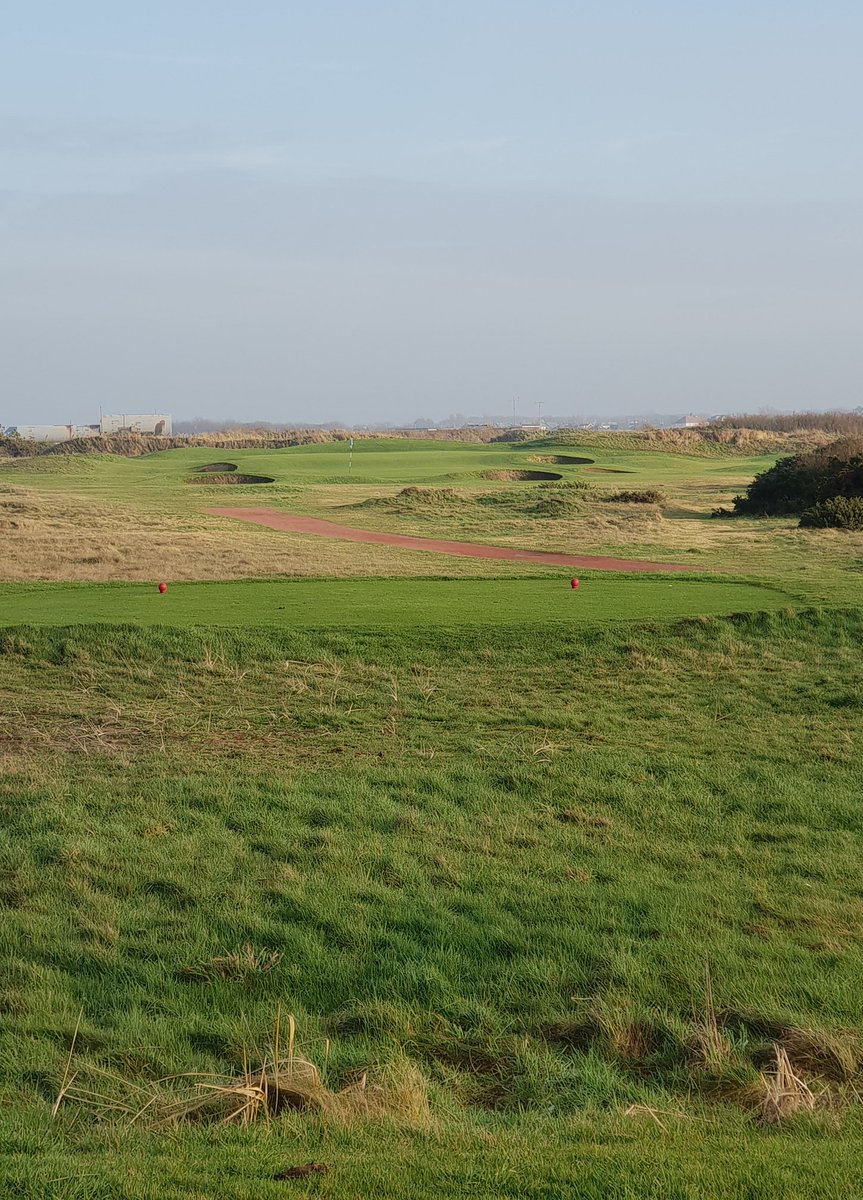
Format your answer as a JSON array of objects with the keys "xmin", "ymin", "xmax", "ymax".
[{"xmin": 0, "ymin": 576, "xmax": 798, "ymax": 629}]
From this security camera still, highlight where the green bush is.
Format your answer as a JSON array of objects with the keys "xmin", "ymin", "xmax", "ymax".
[
  {"xmin": 799, "ymin": 495, "xmax": 863, "ymax": 530},
  {"xmin": 732, "ymin": 437, "xmax": 863, "ymax": 516}
]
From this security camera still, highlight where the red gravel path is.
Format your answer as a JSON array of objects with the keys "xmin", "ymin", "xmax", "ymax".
[{"xmin": 207, "ymin": 506, "xmax": 694, "ymax": 573}]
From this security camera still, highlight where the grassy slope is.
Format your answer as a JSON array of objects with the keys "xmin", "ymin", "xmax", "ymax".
[{"xmin": 2, "ymin": 611, "xmax": 863, "ymax": 1197}]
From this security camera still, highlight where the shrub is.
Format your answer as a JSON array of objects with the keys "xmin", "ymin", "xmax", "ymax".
[
  {"xmin": 608, "ymin": 489, "xmax": 666, "ymax": 505},
  {"xmin": 732, "ymin": 437, "xmax": 863, "ymax": 516},
  {"xmin": 799, "ymin": 495, "xmax": 863, "ymax": 530}
]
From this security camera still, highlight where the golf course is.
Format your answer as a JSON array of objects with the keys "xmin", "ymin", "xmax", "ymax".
[{"xmin": 2, "ymin": 431, "xmax": 863, "ymax": 1199}]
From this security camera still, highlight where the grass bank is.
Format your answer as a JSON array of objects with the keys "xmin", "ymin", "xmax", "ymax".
[{"xmin": 1, "ymin": 609, "xmax": 862, "ymax": 1196}]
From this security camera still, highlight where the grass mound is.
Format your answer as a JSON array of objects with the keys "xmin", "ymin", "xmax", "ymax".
[
  {"xmin": 608, "ymin": 489, "xmax": 668, "ymax": 505},
  {"xmin": 356, "ymin": 484, "xmax": 586, "ymax": 522},
  {"xmin": 357, "ymin": 486, "xmax": 466, "ymax": 513}
]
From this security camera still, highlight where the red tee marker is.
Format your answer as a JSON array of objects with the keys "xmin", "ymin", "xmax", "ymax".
[
  {"xmin": 570, "ymin": 577, "xmax": 579, "ymax": 590},
  {"xmin": 158, "ymin": 582, "xmax": 168, "ymax": 594}
]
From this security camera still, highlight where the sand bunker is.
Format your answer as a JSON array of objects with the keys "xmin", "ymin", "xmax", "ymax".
[
  {"xmin": 528, "ymin": 455, "xmax": 595, "ymax": 465},
  {"xmin": 584, "ymin": 467, "xmax": 635, "ymax": 475},
  {"xmin": 480, "ymin": 469, "xmax": 563, "ymax": 482},
  {"xmin": 188, "ymin": 473, "xmax": 274, "ymax": 485}
]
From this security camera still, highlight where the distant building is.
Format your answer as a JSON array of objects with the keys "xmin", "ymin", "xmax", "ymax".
[
  {"xmin": 5, "ymin": 413, "xmax": 173, "ymax": 441},
  {"xmin": 4, "ymin": 424, "xmax": 99, "ymax": 442},
  {"xmin": 675, "ymin": 414, "xmax": 704, "ymax": 428},
  {"xmin": 99, "ymin": 413, "xmax": 172, "ymax": 436}
]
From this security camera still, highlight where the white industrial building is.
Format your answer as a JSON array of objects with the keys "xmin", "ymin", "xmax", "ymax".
[
  {"xmin": 99, "ymin": 413, "xmax": 172, "ymax": 436},
  {"xmin": 4, "ymin": 414, "xmax": 172, "ymax": 441}
]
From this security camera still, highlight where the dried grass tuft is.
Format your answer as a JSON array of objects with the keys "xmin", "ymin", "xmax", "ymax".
[
  {"xmin": 778, "ymin": 1027, "xmax": 858, "ymax": 1082},
  {"xmin": 178, "ymin": 945, "xmax": 283, "ymax": 983},
  {"xmin": 757, "ymin": 1045, "xmax": 817, "ymax": 1126},
  {"xmin": 686, "ymin": 962, "xmax": 733, "ymax": 1068},
  {"xmin": 53, "ymin": 1012, "xmax": 431, "ymax": 1132},
  {"xmin": 622, "ymin": 1103, "xmax": 691, "ymax": 1131}
]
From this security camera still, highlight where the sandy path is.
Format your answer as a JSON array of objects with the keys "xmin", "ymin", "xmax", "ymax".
[{"xmin": 207, "ymin": 507, "xmax": 695, "ymax": 573}]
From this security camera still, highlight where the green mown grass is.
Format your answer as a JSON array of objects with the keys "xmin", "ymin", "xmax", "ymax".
[
  {"xmin": 0, "ymin": 576, "xmax": 800, "ymax": 629},
  {"xmin": 0, "ymin": 437, "xmax": 779, "ymax": 493},
  {"xmin": 1, "ymin": 610, "xmax": 862, "ymax": 1196}
]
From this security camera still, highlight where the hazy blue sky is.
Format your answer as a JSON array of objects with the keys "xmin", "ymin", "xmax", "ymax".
[{"xmin": 2, "ymin": 2, "xmax": 862, "ymax": 424}]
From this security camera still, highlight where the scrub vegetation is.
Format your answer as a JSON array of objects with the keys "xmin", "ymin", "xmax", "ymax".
[{"xmin": 728, "ymin": 438, "xmax": 863, "ymax": 522}]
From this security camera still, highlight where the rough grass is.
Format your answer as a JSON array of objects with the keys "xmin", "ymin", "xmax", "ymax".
[
  {"xmin": 0, "ymin": 486, "xmax": 582, "ymax": 583},
  {"xmin": 1, "ymin": 610, "xmax": 863, "ymax": 1195}
]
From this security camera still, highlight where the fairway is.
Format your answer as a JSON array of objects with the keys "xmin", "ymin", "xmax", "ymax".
[{"xmin": 0, "ymin": 575, "xmax": 797, "ymax": 628}]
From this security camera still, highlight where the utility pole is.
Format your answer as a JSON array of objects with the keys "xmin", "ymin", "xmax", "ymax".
[{"xmin": 536, "ymin": 400, "xmax": 544, "ymax": 429}]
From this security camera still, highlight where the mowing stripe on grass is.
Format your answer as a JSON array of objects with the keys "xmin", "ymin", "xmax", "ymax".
[{"xmin": 0, "ymin": 576, "xmax": 797, "ymax": 628}]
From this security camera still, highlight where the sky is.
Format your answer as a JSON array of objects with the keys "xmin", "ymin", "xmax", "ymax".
[{"xmin": 2, "ymin": 1, "xmax": 862, "ymax": 425}]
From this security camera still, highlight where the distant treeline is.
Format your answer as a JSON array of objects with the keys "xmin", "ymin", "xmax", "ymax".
[{"xmin": 714, "ymin": 410, "xmax": 863, "ymax": 435}]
